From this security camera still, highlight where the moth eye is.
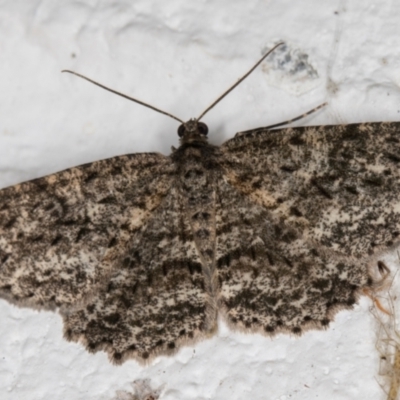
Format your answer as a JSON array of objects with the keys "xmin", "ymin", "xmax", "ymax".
[
  {"xmin": 198, "ymin": 122, "xmax": 208, "ymax": 136},
  {"xmin": 177, "ymin": 124, "xmax": 186, "ymax": 137}
]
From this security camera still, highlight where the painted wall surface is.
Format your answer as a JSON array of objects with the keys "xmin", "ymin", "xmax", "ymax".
[{"xmin": 1, "ymin": 1, "xmax": 400, "ymax": 399}]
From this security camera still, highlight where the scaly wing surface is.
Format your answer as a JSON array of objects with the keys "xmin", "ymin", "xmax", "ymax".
[
  {"xmin": 0, "ymin": 153, "xmax": 173, "ymax": 309},
  {"xmin": 216, "ymin": 123, "xmax": 400, "ymax": 334}
]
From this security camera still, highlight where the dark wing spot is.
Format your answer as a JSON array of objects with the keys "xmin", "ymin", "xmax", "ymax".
[
  {"xmin": 98, "ymin": 196, "xmax": 117, "ymax": 204},
  {"xmin": 44, "ymin": 202, "xmax": 56, "ymax": 211},
  {"xmin": 4, "ymin": 217, "xmax": 17, "ymax": 228},
  {"xmin": 364, "ymin": 176, "xmax": 383, "ymax": 187},
  {"xmin": 280, "ymin": 165, "xmax": 298, "ymax": 173},
  {"xmin": 377, "ymin": 260, "xmax": 389, "ymax": 276},
  {"xmin": 265, "ymin": 325, "xmax": 275, "ymax": 333},
  {"xmin": 311, "ymin": 179, "xmax": 333, "ymax": 199},
  {"xmin": 186, "ymin": 261, "xmax": 202, "ymax": 275},
  {"xmin": 345, "ymin": 186, "xmax": 358, "ymax": 195},
  {"xmin": 386, "ymin": 152, "xmax": 400, "ymax": 163},
  {"xmin": 84, "ymin": 171, "xmax": 98, "ymax": 183},
  {"xmin": 217, "ymin": 254, "xmax": 231, "ymax": 269},
  {"xmin": 1, "ymin": 253, "xmax": 10, "ymax": 264},
  {"xmin": 108, "ymin": 237, "xmax": 117, "ymax": 248},
  {"xmin": 30, "ymin": 234, "xmax": 44, "ymax": 242},
  {"xmin": 289, "ymin": 206, "xmax": 303, "ymax": 217},
  {"xmin": 104, "ymin": 313, "xmax": 120, "ymax": 325},
  {"xmin": 289, "ymin": 135, "xmax": 305, "ymax": 145},
  {"xmin": 76, "ymin": 228, "xmax": 89, "ymax": 242},
  {"xmin": 51, "ymin": 234, "xmax": 62, "ymax": 246}
]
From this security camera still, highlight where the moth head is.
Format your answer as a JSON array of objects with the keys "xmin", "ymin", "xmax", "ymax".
[{"xmin": 177, "ymin": 119, "xmax": 209, "ymax": 143}]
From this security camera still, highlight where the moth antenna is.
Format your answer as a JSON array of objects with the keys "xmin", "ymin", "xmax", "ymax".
[
  {"xmin": 258, "ymin": 102, "xmax": 328, "ymax": 130},
  {"xmin": 235, "ymin": 103, "xmax": 328, "ymax": 137},
  {"xmin": 196, "ymin": 42, "xmax": 285, "ymax": 122},
  {"xmin": 62, "ymin": 70, "xmax": 185, "ymax": 124}
]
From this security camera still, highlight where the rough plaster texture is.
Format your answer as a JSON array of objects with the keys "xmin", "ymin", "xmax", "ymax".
[{"xmin": 1, "ymin": 1, "xmax": 400, "ymax": 399}]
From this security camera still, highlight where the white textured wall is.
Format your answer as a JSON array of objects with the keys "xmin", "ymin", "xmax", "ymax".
[{"xmin": 1, "ymin": 1, "xmax": 400, "ymax": 399}]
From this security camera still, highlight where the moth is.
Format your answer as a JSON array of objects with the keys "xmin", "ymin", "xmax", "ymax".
[{"xmin": 0, "ymin": 43, "xmax": 397, "ymax": 364}]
